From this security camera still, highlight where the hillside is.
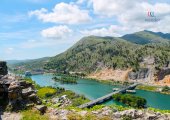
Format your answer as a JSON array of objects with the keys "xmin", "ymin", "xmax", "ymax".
[
  {"xmin": 9, "ymin": 30, "xmax": 170, "ymax": 75},
  {"xmin": 122, "ymin": 30, "xmax": 170, "ymax": 45},
  {"xmin": 8, "ymin": 57, "xmax": 50, "ymax": 72},
  {"xmin": 44, "ymin": 36, "xmax": 140, "ymax": 73}
]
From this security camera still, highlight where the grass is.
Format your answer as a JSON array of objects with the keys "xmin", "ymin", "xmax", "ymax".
[
  {"xmin": 148, "ymin": 107, "xmax": 170, "ymax": 114},
  {"xmin": 109, "ymin": 104, "xmax": 131, "ymax": 111},
  {"xmin": 37, "ymin": 87, "xmax": 57, "ymax": 98},
  {"xmin": 21, "ymin": 110, "xmax": 49, "ymax": 120},
  {"xmin": 86, "ymin": 105, "xmax": 105, "ymax": 111},
  {"xmin": 67, "ymin": 113, "xmax": 83, "ymax": 120},
  {"xmin": 136, "ymin": 85, "xmax": 158, "ymax": 91}
]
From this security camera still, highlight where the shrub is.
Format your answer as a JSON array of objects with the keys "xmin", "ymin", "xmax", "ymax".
[
  {"xmin": 83, "ymin": 113, "xmax": 97, "ymax": 120},
  {"xmin": 112, "ymin": 94, "xmax": 146, "ymax": 108},
  {"xmin": 21, "ymin": 110, "xmax": 49, "ymax": 120},
  {"xmin": 67, "ymin": 113, "xmax": 83, "ymax": 120},
  {"xmin": 162, "ymin": 86, "xmax": 170, "ymax": 92},
  {"xmin": 37, "ymin": 87, "xmax": 57, "ymax": 98}
]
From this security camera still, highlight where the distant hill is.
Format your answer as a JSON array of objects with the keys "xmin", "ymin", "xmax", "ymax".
[
  {"xmin": 7, "ymin": 60, "xmax": 30, "ymax": 65},
  {"xmin": 10, "ymin": 31, "xmax": 170, "ymax": 74},
  {"xmin": 8, "ymin": 57, "xmax": 50, "ymax": 71},
  {"xmin": 122, "ymin": 30, "xmax": 170, "ymax": 44}
]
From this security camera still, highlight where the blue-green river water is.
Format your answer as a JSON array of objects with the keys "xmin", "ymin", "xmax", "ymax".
[{"xmin": 31, "ymin": 74, "xmax": 170, "ymax": 110}]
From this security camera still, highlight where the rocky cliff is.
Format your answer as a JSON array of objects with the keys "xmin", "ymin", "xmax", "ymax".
[
  {"xmin": 128, "ymin": 68, "xmax": 149, "ymax": 80},
  {"xmin": 0, "ymin": 62, "xmax": 41, "ymax": 111},
  {"xmin": 0, "ymin": 61, "xmax": 8, "ymax": 77},
  {"xmin": 157, "ymin": 68, "xmax": 170, "ymax": 80}
]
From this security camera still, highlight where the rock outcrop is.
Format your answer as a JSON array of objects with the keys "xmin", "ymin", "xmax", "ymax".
[
  {"xmin": 128, "ymin": 68, "xmax": 149, "ymax": 80},
  {"xmin": 0, "ymin": 75, "xmax": 41, "ymax": 110},
  {"xmin": 157, "ymin": 68, "xmax": 170, "ymax": 80},
  {"xmin": 47, "ymin": 107, "xmax": 170, "ymax": 120},
  {"xmin": 0, "ymin": 62, "xmax": 41, "ymax": 111},
  {"xmin": 0, "ymin": 61, "xmax": 8, "ymax": 77}
]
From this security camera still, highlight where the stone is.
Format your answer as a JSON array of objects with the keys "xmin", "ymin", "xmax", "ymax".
[
  {"xmin": 145, "ymin": 113, "xmax": 158, "ymax": 120},
  {"xmin": 79, "ymin": 111, "xmax": 87, "ymax": 116},
  {"xmin": 22, "ymin": 87, "xmax": 35, "ymax": 97},
  {"xmin": 28, "ymin": 93, "xmax": 37, "ymax": 99},
  {"xmin": 19, "ymin": 81, "xmax": 27, "ymax": 87},
  {"xmin": 52, "ymin": 98, "xmax": 59, "ymax": 104},
  {"xmin": 8, "ymin": 81, "xmax": 20, "ymax": 91},
  {"xmin": 35, "ymin": 105, "xmax": 47, "ymax": 114}
]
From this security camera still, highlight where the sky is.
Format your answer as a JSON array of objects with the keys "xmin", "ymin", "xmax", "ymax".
[{"xmin": 0, "ymin": 0, "xmax": 170, "ymax": 60}]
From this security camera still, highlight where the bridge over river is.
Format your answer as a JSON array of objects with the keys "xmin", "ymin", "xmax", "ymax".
[{"xmin": 79, "ymin": 83, "xmax": 140, "ymax": 109}]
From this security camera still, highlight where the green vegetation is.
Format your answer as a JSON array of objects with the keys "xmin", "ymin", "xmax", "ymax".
[
  {"xmin": 57, "ymin": 89, "xmax": 89, "ymax": 107},
  {"xmin": 161, "ymin": 86, "xmax": 170, "ymax": 92},
  {"xmin": 21, "ymin": 110, "xmax": 49, "ymax": 120},
  {"xmin": 37, "ymin": 87, "xmax": 57, "ymax": 98},
  {"xmin": 67, "ymin": 113, "xmax": 83, "ymax": 120},
  {"xmin": 9, "ymin": 31, "xmax": 170, "ymax": 74},
  {"xmin": 148, "ymin": 107, "xmax": 170, "ymax": 114},
  {"xmin": 137, "ymin": 85, "xmax": 170, "ymax": 94},
  {"xmin": 109, "ymin": 104, "xmax": 131, "ymax": 111},
  {"xmin": 136, "ymin": 85, "xmax": 158, "ymax": 92},
  {"xmin": 112, "ymin": 94, "xmax": 147, "ymax": 108},
  {"xmin": 87, "ymin": 105, "xmax": 105, "ymax": 111},
  {"xmin": 67, "ymin": 112, "xmax": 112, "ymax": 120},
  {"xmin": 22, "ymin": 77, "xmax": 89, "ymax": 107},
  {"xmin": 52, "ymin": 76, "xmax": 77, "ymax": 84}
]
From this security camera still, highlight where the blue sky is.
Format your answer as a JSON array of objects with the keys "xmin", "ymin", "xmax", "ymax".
[{"xmin": 0, "ymin": 0, "xmax": 170, "ymax": 60}]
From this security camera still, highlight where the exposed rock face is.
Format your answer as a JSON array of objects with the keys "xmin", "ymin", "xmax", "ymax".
[
  {"xmin": 157, "ymin": 68, "xmax": 170, "ymax": 80},
  {"xmin": 0, "ymin": 76, "xmax": 41, "ymax": 111},
  {"xmin": 128, "ymin": 68, "xmax": 149, "ymax": 80},
  {"xmin": 48, "ymin": 107, "xmax": 170, "ymax": 120},
  {"xmin": 0, "ymin": 61, "xmax": 8, "ymax": 77},
  {"xmin": 88, "ymin": 68, "xmax": 131, "ymax": 81}
]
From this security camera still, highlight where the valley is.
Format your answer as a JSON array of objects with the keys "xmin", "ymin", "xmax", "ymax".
[{"xmin": 2, "ymin": 30, "xmax": 170, "ymax": 120}]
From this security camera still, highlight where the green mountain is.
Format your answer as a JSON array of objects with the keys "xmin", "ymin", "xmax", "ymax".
[
  {"xmin": 8, "ymin": 57, "xmax": 50, "ymax": 71},
  {"xmin": 122, "ymin": 30, "xmax": 169, "ymax": 44},
  {"xmin": 9, "ymin": 31, "xmax": 170, "ymax": 74},
  {"xmin": 44, "ymin": 36, "xmax": 140, "ymax": 73}
]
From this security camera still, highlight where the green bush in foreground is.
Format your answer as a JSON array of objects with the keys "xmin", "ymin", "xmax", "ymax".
[
  {"xmin": 112, "ymin": 94, "xmax": 146, "ymax": 108},
  {"xmin": 21, "ymin": 110, "xmax": 49, "ymax": 120},
  {"xmin": 37, "ymin": 87, "xmax": 57, "ymax": 98}
]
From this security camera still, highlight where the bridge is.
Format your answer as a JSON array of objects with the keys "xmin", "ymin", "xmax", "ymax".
[{"xmin": 79, "ymin": 83, "xmax": 140, "ymax": 109}]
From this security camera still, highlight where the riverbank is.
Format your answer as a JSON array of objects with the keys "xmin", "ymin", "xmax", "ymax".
[{"xmin": 136, "ymin": 84, "xmax": 170, "ymax": 95}]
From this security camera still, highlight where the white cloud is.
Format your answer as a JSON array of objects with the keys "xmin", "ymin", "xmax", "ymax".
[
  {"xmin": 41, "ymin": 25, "xmax": 73, "ymax": 39},
  {"xmin": 90, "ymin": 0, "xmax": 140, "ymax": 17},
  {"xmin": 29, "ymin": 2, "xmax": 91, "ymax": 24},
  {"xmin": 89, "ymin": 0, "xmax": 170, "ymax": 33},
  {"xmin": 81, "ymin": 25, "xmax": 122, "ymax": 37}
]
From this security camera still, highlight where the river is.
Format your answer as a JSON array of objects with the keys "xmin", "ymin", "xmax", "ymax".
[{"xmin": 31, "ymin": 74, "xmax": 170, "ymax": 110}]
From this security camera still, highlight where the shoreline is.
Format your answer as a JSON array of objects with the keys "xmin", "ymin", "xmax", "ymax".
[{"xmin": 32, "ymin": 73, "xmax": 170, "ymax": 95}]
